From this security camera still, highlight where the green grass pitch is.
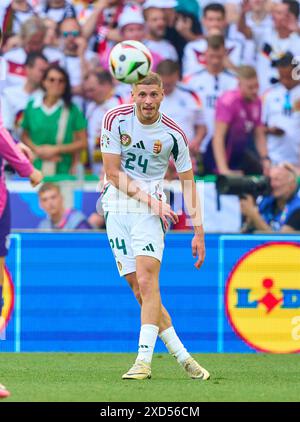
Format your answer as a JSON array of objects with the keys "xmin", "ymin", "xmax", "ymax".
[{"xmin": 1, "ymin": 353, "xmax": 300, "ymax": 402}]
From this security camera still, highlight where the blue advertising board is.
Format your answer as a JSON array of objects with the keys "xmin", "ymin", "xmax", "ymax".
[{"xmin": 1, "ymin": 233, "xmax": 300, "ymax": 353}]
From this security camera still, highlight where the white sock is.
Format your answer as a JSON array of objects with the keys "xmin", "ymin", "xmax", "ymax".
[
  {"xmin": 159, "ymin": 326, "xmax": 190, "ymax": 364},
  {"xmin": 136, "ymin": 324, "xmax": 159, "ymax": 364}
]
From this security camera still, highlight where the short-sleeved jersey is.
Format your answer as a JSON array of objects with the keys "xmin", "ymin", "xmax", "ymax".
[
  {"xmin": 262, "ymin": 83, "xmax": 300, "ymax": 166},
  {"xmin": 100, "ymin": 104, "xmax": 192, "ymax": 213},
  {"xmin": 184, "ymin": 68, "xmax": 238, "ymax": 152}
]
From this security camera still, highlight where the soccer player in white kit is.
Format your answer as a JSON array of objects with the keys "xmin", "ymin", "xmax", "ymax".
[{"xmin": 101, "ymin": 72, "xmax": 210, "ymax": 380}]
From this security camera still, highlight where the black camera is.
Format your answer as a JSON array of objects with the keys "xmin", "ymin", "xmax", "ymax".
[{"xmin": 216, "ymin": 175, "xmax": 271, "ymax": 198}]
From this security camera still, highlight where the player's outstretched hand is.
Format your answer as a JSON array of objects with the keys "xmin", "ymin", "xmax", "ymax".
[
  {"xmin": 29, "ymin": 168, "xmax": 43, "ymax": 187},
  {"xmin": 151, "ymin": 199, "xmax": 179, "ymax": 231},
  {"xmin": 192, "ymin": 233, "xmax": 206, "ymax": 269}
]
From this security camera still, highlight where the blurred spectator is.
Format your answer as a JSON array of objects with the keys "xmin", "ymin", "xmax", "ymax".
[
  {"xmin": 143, "ymin": 5, "xmax": 178, "ymax": 62},
  {"xmin": 238, "ymin": 0, "xmax": 273, "ymax": 50},
  {"xmin": 211, "ymin": 65, "xmax": 268, "ymax": 175},
  {"xmin": 161, "ymin": 0, "xmax": 201, "ymax": 63},
  {"xmin": 182, "ymin": 3, "xmax": 256, "ymax": 76},
  {"xmin": 82, "ymin": 0, "xmax": 123, "ymax": 66},
  {"xmin": 263, "ymin": 53, "xmax": 300, "ymax": 170},
  {"xmin": 21, "ymin": 64, "xmax": 87, "ymax": 175},
  {"xmin": 239, "ymin": 0, "xmax": 300, "ymax": 92},
  {"xmin": 0, "ymin": 0, "xmax": 37, "ymax": 39},
  {"xmin": 38, "ymin": 182, "xmax": 92, "ymax": 229},
  {"xmin": 1, "ymin": 52, "xmax": 49, "ymax": 139},
  {"xmin": 43, "ymin": 18, "xmax": 59, "ymax": 47},
  {"xmin": 184, "ymin": 34, "xmax": 238, "ymax": 173},
  {"xmin": 1, "ymin": 34, "xmax": 21, "ymax": 54},
  {"xmin": 240, "ymin": 163, "xmax": 300, "ymax": 232},
  {"xmin": 157, "ymin": 59, "xmax": 206, "ymax": 176},
  {"xmin": 58, "ymin": 17, "xmax": 99, "ymax": 107},
  {"xmin": 39, "ymin": 0, "xmax": 77, "ymax": 22},
  {"xmin": 2, "ymin": 16, "xmax": 63, "ymax": 87},
  {"xmin": 74, "ymin": 0, "xmax": 98, "ymax": 26},
  {"xmin": 83, "ymin": 69, "xmax": 125, "ymax": 175}
]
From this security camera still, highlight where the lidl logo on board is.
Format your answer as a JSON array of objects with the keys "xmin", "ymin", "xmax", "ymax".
[
  {"xmin": 225, "ymin": 242, "xmax": 300, "ymax": 353},
  {"xmin": 0, "ymin": 266, "xmax": 14, "ymax": 334}
]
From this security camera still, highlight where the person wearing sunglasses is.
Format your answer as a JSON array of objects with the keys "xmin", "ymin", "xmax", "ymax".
[
  {"xmin": 21, "ymin": 64, "xmax": 88, "ymax": 176},
  {"xmin": 58, "ymin": 17, "xmax": 99, "ymax": 109}
]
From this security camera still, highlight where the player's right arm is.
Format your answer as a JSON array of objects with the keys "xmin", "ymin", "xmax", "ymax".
[{"xmin": 102, "ymin": 152, "xmax": 178, "ymax": 229}]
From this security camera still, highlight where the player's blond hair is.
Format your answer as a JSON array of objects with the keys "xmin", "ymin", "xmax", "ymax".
[
  {"xmin": 237, "ymin": 65, "xmax": 257, "ymax": 80},
  {"xmin": 133, "ymin": 72, "xmax": 163, "ymax": 88}
]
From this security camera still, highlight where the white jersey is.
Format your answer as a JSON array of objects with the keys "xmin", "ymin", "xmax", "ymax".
[
  {"xmin": 144, "ymin": 39, "xmax": 178, "ymax": 62},
  {"xmin": 100, "ymin": 104, "xmax": 192, "ymax": 213},
  {"xmin": 245, "ymin": 12, "xmax": 273, "ymax": 49},
  {"xmin": 85, "ymin": 94, "xmax": 125, "ymax": 175},
  {"xmin": 182, "ymin": 29, "xmax": 255, "ymax": 77},
  {"xmin": 3, "ymin": 47, "xmax": 64, "ymax": 87},
  {"xmin": 184, "ymin": 68, "xmax": 238, "ymax": 152},
  {"xmin": 262, "ymin": 83, "xmax": 300, "ymax": 166},
  {"xmin": 159, "ymin": 84, "xmax": 204, "ymax": 142},
  {"xmin": 256, "ymin": 30, "xmax": 300, "ymax": 93},
  {"xmin": 0, "ymin": 85, "xmax": 42, "ymax": 138}
]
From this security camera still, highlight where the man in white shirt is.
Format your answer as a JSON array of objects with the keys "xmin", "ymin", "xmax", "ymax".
[
  {"xmin": 184, "ymin": 34, "xmax": 238, "ymax": 170},
  {"xmin": 182, "ymin": 2, "xmax": 255, "ymax": 76},
  {"xmin": 83, "ymin": 69, "xmax": 125, "ymax": 175},
  {"xmin": 1, "ymin": 52, "xmax": 49, "ymax": 139},
  {"xmin": 156, "ymin": 59, "xmax": 206, "ymax": 175},
  {"xmin": 263, "ymin": 53, "xmax": 300, "ymax": 170},
  {"xmin": 143, "ymin": 5, "xmax": 178, "ymax": 62},
  {"xmin": 3, "ymin": 16, "xmax": 63, "ymax": 87},
  {"xmin": 58, "ymin": 17, "xmax": 99, "ymax": 108}
]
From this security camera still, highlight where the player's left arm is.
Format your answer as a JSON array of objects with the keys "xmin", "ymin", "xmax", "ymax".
[{"xmin": 178, "ymin": 169, "xmax": 205, "ymax": 269}]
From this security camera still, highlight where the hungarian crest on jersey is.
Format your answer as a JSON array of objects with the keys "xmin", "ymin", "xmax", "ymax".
[
  {"xmin": 120, "ymin": 133, "xmax": 132, "ymax": 146},
  {"xmin": 153, "ymin": 140, "xmax": 162, "ymax": 154}
]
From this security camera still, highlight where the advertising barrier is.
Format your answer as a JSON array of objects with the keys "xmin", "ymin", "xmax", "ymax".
[{"xmin": 1, "ymin": 233, "xmax": 300, "ymax": 353}]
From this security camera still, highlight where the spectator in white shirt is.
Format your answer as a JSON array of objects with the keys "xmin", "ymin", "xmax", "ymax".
[
  {"xmin": 157, "ymin": 59, "xmax": 207, "ymax": 176},
  {"xmin": 263, "ymin": 52, "xmax": 300, "ymax": 170},
  {"xmin": 58, "ymin": 17, "xmax": 99, "ymax": 108},
  {"xmin": 182, "ymin": 2, "xmax": 256, "ymax": 76},
  {"xmin": 3, "ymin": 16, "xmax": 63, "ymax": 87},
  {"xmin": 143, "ymin": 5, "xmax": 178, "ymax": 62},
  {"xmin": 1, "ymin": 52, "xmax": 49, "ymax": 139}
]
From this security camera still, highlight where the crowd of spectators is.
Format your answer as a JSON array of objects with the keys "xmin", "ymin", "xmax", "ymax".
[
  {"xmin": 1, "ymin": 0, "xmax": 300, "ymax": 231},
  {"xmin": 1, "ymin": 0, "xmax": 300, "ymax": 176}
]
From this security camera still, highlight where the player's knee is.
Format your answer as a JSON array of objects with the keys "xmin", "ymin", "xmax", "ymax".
[{"xmin": 137, "ymin": 274, "xmax": 156, "ymax": 299}]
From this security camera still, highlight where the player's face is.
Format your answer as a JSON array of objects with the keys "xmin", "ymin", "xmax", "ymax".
[
  {"xmin": 132, "ymin": 84, "xmax": 164, "ymax": 124},
  {"xmin": 202, "ymin": 11, "xmax": 226, "ymax": 34},
  {"xmin": 239, "ymin": 77, "xmax": 259, "ymax": 101},
  {"xmin": 39, "ymin": 189, "xmax": 64, "ymax": 217}
]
